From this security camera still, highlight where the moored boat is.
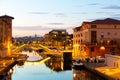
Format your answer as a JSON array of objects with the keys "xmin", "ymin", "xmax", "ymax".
[{"xmin": 72, "ymin": 62, "xmax": 84, "ymax": 70}]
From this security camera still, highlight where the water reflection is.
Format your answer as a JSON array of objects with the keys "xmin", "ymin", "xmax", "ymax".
[
  {"xmin": 73, "ymin": 69, "xmax": 106, "ymax": 80},
  {"xmin": 0, "ymin": 69, "xmax": 13, "ymax": 80},
  {"xmin": 0, "ymin": 50, "xmax": 108, "ymax": 80},
  {"xmin": 45, "ymin": 55, "xmax": 72, "ymax": 72},
  {"xmin": 11, "ymin": 51, "xmax": 72, "ymax": 80}
]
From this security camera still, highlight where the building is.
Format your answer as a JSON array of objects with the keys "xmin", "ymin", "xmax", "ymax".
[
  {"xmin": 0, "ymin": 15, "xmax": 14, "ymax": 58},
  {"xmin": 105, "ymin": 54, "xmax": 120, "ymax": 68},
  {"xmin": 73, "ymin": 18, "xmax": 120, "ymax": 58},
  {"xmin": 44, "ymin": 29, "xmax": 73, "ymax": 50}
]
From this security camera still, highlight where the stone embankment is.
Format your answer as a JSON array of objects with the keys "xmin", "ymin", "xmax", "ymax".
[
  {"xmin": 84, "ymin": 63, "xmax": 118, "ymax": 80},
  {"xmin": 0, "ymin": 54, "xmax": 28, "ymax": 75}
]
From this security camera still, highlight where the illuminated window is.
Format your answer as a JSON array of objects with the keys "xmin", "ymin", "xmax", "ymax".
[{"xmin": 62, "ymin": 31, "xmax": 65, "ymax": 34}]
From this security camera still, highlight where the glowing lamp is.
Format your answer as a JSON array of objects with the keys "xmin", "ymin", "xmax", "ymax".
[{"xmin": 100, "ymin": 46, "xmax": 105, "ymax": 50}]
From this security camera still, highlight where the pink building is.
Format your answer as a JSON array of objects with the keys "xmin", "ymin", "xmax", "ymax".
[{"xmin": 73, "ymin": 18, "xmax": 120, "ymax": 58}]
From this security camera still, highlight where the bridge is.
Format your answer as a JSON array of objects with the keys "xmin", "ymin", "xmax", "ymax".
[{"xmin": 12, "ymin": 43, "xmax": 62, "ymax": 55}]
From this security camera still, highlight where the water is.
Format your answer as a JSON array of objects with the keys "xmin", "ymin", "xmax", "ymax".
[
  {"xmin": 12, "ymin": 51, "xmax": 73, "ymax": 80},
  {"xmin": 73, "ymin": 69, "xmax": 106, "ymax": 80},
  {"xmin": 0, "ymin": 51, "xmax": 107, "ymax": 80},
  {"xmin": 12, "ymin": 62, "xmax": 72, "ymax": 80}
]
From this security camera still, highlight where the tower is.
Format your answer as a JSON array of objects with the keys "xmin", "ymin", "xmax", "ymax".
[{"xmin": 0, "ymin": 15, "xmax": 14, "ymax": 57}]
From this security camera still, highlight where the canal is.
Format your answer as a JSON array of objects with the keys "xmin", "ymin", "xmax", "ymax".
[
  {"xmin": 12, "ymin": 51, "xmax": 73, "ymax": 80},
  {"xmin": 0, "ymin": 50, "xmax": 107, "ymax": 80}
]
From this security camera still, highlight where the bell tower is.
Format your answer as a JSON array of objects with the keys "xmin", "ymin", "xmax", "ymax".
[{"xmin": 0, "ymin": 15, "xmax": 14, "ymax": 57}]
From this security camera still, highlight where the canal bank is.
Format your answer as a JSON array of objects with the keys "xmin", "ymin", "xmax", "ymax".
[
  {"xmin": 0, "ymin": 54, "xmax": 28, "ymax": 75},
  {"xmin": 84, "ymin": 63, "xmax": 117, "ymax": 80}
]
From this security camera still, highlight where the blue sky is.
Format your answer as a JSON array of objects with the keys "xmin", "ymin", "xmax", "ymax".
[{"xmin": 0, "ymin": 0, "xmax": 120, "ymax": 37}]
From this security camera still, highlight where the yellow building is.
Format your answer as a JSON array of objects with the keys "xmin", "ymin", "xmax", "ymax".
[
  {"xmin": 73, "ymin": 18, "xmax": 120, "ymax": 58},
  {"xmin": 0, "ymin": 15, "xmax": 14, "ymax": 58}
]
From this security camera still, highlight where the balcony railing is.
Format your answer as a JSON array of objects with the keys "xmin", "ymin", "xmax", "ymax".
[{"xmin": 81, "ymin": 41, "xmax": 118, "ymax": 47}]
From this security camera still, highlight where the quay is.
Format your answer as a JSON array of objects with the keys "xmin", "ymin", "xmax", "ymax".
[
  {"xmin": 84, "ymin": 63, "xmax": 120, "ymax": 80},
  {"xmin": 0, "ymin": 54, "xmax": 27, "ymax": 75}
]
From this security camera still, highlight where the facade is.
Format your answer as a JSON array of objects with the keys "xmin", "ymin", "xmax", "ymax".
[
  {"xmin": 73, "ymin": 18, "xmax": 120, "ymax": 58},
  {"xmin": 0, "ymin": 15, "xmax": 14, "ymax": 58},
  {"xmin": 44, "ymin": 29, "xmax": 73, "ymax": 50},
  {"xmin": 105, "ymin": 54, "xmax": 120, "ymax": 68}
]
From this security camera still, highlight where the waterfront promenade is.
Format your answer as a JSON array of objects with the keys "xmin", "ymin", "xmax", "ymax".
[
  {"xmin": 0, "ymin": 54, "xmax": 27, "ymax": 75},
  {"xmin": 84, "ymin": 63, "xmax": 120, "ymax": 80},
  {"xmin": 0, "ymin": 59, "xmax": 15, "ymax": 74}
]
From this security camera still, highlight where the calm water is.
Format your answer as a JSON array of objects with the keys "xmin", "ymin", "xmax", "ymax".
[
  {"xmin": 0, "ymin": 51, "xmax": 106, "ymax": 80},
  {"xmin": 12, "ymin": 61, "xmax": 72, "ymax": 80},
  {"xmin": 12, "ymin": 51, "xmax": 73, "ymax": 80}
]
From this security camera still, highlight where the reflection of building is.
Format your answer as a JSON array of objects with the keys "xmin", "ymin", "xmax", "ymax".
[
  {"xmin": 0, "ymin": 15, "xmax": 14, "ymax": 57},
  {"xmin": 45, "ymin": 54, "xmax": 72, "ymax": 71},
  {"xmin": 73, "ymin": 69, "xmax": 104, "ymax": 80},
  {"xmin": 73, "ymin": 18, "xmax": 120, "ymax": 58},
  {"xmin": 73, "ymin": 70, "xmax": 88, "ymax": 80},
  {"xmin": 63, "ymin": 52, "xmax": 72, "ymax": 70},
  {"xmin": 0, "ymin": 69, "xmax": 13, "ymax": 80},
  {"xmin": 45, "ymin": 55, "xmax": 63, "ymax": 72}
]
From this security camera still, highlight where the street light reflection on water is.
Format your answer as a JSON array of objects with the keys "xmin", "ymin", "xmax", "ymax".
[
  {"xmin": 0, "ymin": 50, "xmax": 107, "ymax": 80},
  {"xmin": 11, "ymin": 50, "xmax": 73, "ymax": 80}
]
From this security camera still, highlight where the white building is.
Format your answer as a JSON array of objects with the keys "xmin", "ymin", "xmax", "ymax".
[{"xmin": 105, "ymin": 54, "xmax": 120, "ymax": 68}]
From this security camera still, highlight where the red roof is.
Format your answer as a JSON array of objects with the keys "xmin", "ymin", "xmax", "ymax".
[{"xmin": 83, "ymin": 18, "xmax": 120, "ymax": 24}]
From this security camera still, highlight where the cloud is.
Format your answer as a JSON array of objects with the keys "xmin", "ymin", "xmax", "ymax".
[
  {"xmin": 73, "ymin": 5, "xmax": 82, "ymax": 7},
  {"xmin": 47, "ymin": 23, "xmax": 65, "ymax": 25},
  {"xmin": 110, "ymin": 17, "xmax": 120, "ymax": 20},
  {"xmin": 102, "ymin": 5, "xmax": 120, "ymax": 9},
  {"xmin": 88, "ymin": 3, "xmax": 100, "ymax": 6},
  {"xmin": 72, "ymin": 12, "xmax": 87, "ymax": 14},
  {"xmin": 29, "ymin": 12, "xmax": 49, "ymax": 14},
  {"xmin": 96, "ymin": 12, "xmax": 114, "ymax": 14},
  {"xmin": 54, "ymin": 13, "xmax": 66, "ymax": 17},
  {"xmin": 112, "ymin": 14, "xmax": 120, "ymax": 16},
  {"xmin": 13, "ymin": 26, "xmax": 52, "ymax": 31}
]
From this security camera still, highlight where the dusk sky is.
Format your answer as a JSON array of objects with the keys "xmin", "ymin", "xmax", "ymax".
[{"xmin": 0, "ymin": 0, "xmax": 120, "ymax": 37}]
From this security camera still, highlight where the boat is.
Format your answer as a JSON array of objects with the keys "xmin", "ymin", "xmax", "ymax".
[{"xmin": 72, "ymin": 62, "xmax": 84, "ymax": 70}]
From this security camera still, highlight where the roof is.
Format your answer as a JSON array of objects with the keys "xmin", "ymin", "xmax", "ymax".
[
  {"xmin": 0, "ymin": 15, "xmax": 14, "ymax": 19},
  {"xmin": 73, "ymin": 26, "xmax": 82, "ymax": 31},
  {"xmin": 83, "ymin": 18, "xmax": 120, "ymax": 24}
]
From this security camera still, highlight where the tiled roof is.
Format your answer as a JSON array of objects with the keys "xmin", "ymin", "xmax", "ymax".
[{"xmin": 83, "ymin": 18, "xmax": 120, "ymax": 24}]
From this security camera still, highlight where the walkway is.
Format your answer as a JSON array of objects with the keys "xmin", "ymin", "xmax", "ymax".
[{"xmin": 84, "ymin": 63, "xmax": 120, "ymax": 80}]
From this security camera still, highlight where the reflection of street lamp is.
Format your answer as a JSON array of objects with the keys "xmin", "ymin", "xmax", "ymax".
[{"xmin": 73, "ymin": 73, "xmax": 76, "ymax": 78}]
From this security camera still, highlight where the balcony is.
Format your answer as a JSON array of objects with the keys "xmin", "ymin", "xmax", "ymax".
[{"xmin": 81, "ymin": 40, "xmax": 118, "ymax": 47}]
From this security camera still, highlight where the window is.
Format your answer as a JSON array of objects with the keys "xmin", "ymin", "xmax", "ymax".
[
  {"xmin": 91, "ymin": 25, "xmax": 97, "ymax": 28},
  {"xmin": 101, "ymin": 35, "xmax": 104, "ymax": 38},
  {"xmin": 81, "ymin": 39, "xmax": 83, "ymax": 43},
  {"xmin": 107, "ymin": 32, "xmax": 110, "ymax": 35},
  {"xmin": 114, "ymin": 32, "xmax": 117, "ymax": 36},
  {"xmin": 81, "ymin": 33, "xmax": 83, "ymax": 37}
]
